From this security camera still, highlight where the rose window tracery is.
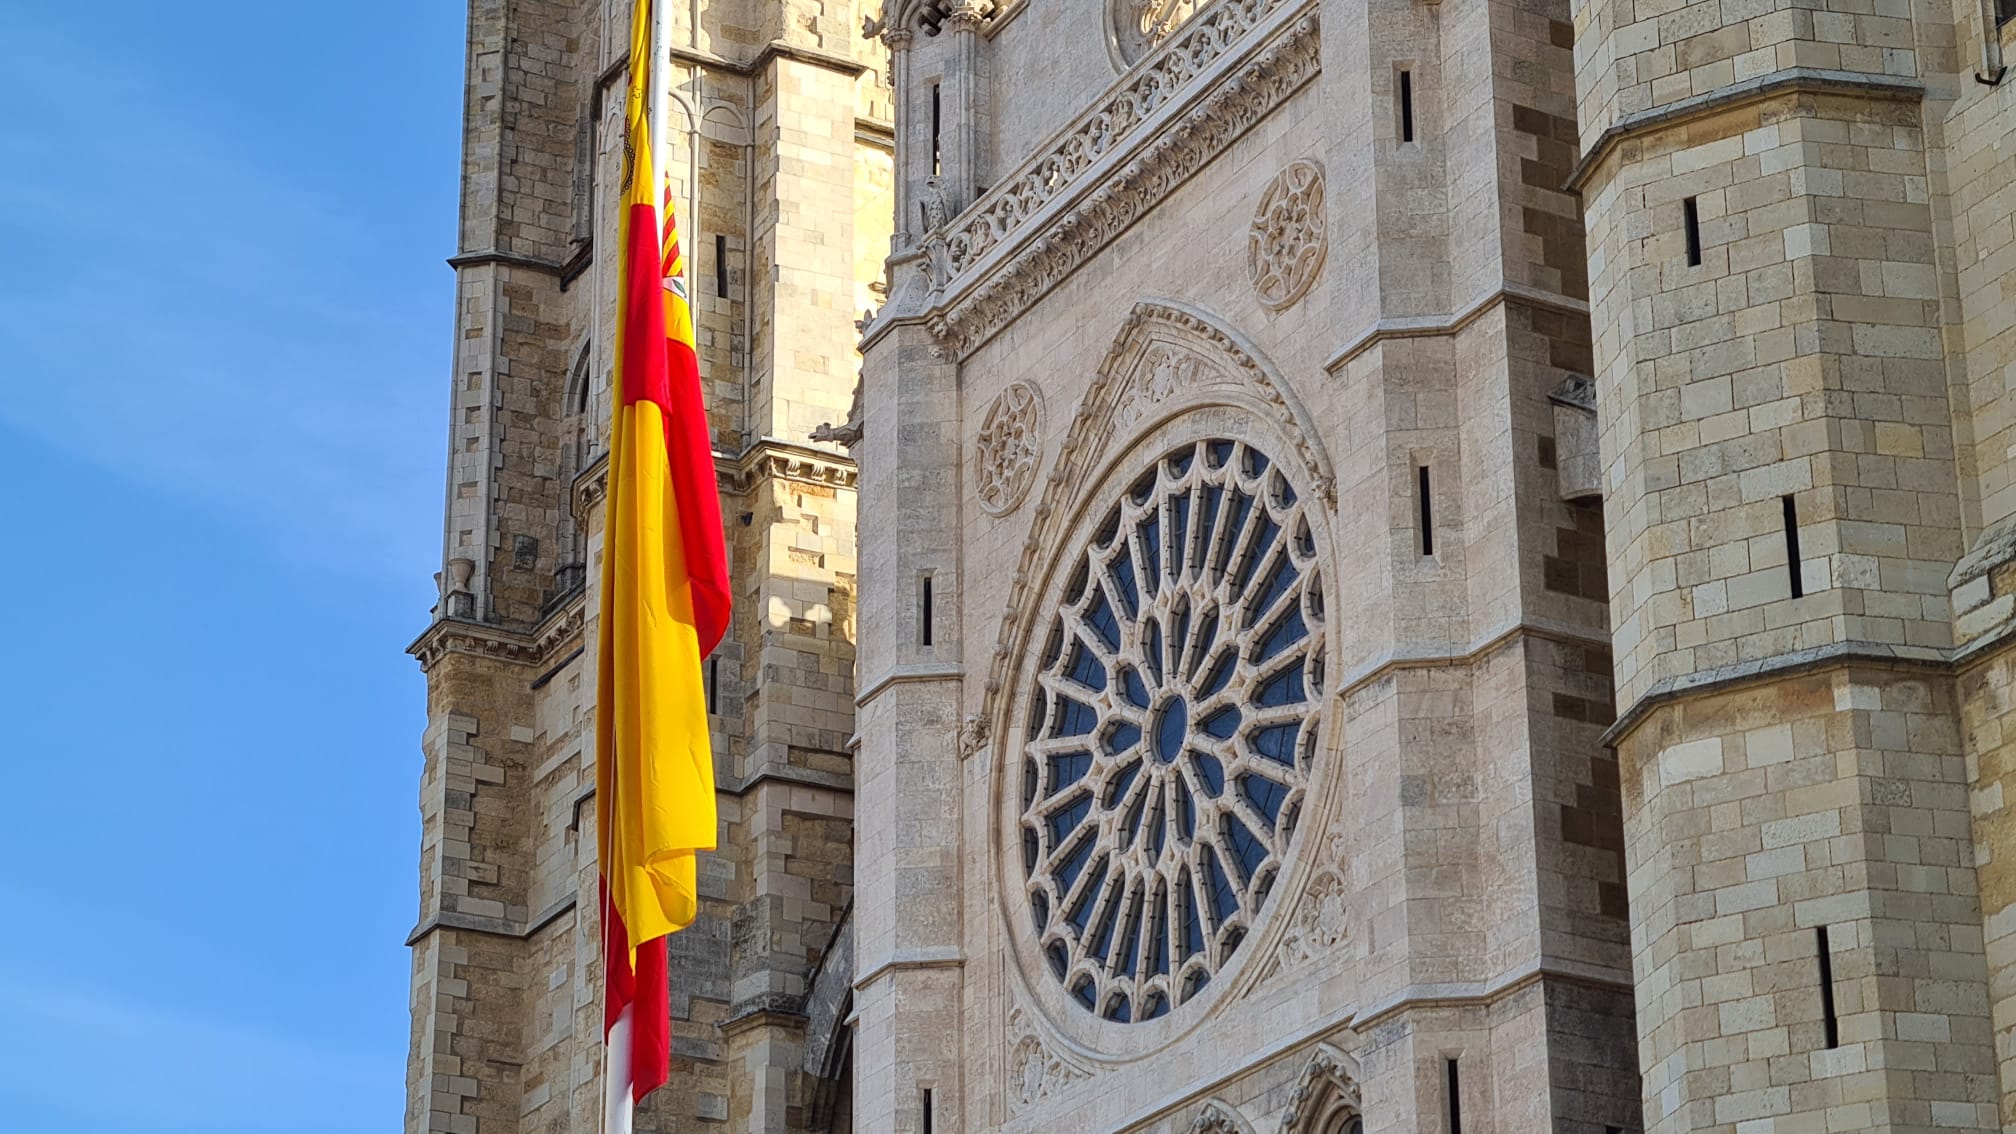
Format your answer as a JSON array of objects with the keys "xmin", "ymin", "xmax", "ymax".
[{"xmin": 1018, "ymin": 437, "xmax": 1326, "ymax": 1023}]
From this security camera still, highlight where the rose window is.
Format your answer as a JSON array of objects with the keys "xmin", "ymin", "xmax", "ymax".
[{"xmin": 1018, "ymin": 438, "xmax": 1325, "ymax": 1023}]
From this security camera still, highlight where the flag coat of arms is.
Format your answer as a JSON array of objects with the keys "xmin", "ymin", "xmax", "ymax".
[{"xmin": 596, "ymin": 0, "xmax": 731, "ymax": 1126}]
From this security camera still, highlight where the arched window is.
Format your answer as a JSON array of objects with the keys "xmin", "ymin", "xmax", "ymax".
[{"xmin": 549, "ymin": 345, "xmax": 595, "ymax": 608}]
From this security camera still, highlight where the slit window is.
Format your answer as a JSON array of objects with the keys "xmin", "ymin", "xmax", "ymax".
[
  {"xmin": 1417, "ymin": 465, "xmax": 1435, "ymax": 557},
  {"xmin": 1446, "ymin": 1058, "xmax": 1463, "ymax": 1134},
  {"xmin": 714, "ymin": 234, "xmax": 729, "ymax": 298},
  {"xmin": 1683, "ymin": 196, "xmax": 1702, "ymax": 266},
  {"xmin": 1783, "ymin": 494, "xmax": 1804, "ymax": 599},
  {"xmin": 930, "ymin": 83, "xmax": 943, "ymax": 176},
  {"xmin": 1817, "ymin": 926, "xmax": 1839, "ymax": 1048},
  {"xmin": 922, "ymin": 1088, "xmax": 935, "ymax": 1134},
  {"xmin": 1398, "ymin": 69, "xmax": 1415, "ymax": 143},
  {"xmin": 920, "ymin": 573, "xmax": 935, "ymax": 647},
  {"xmin": 706, "ymin": 657, "xmax": 720, "ymax": 715}
]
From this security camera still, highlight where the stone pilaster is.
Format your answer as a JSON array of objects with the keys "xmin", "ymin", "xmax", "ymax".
[{"xmin": 851, "ymin": 319, "xmax": 965, "ymax": 1134}]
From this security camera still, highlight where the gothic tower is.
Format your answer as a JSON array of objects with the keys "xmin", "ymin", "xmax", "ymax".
[
  {"xmin": 1573, "ymin": 0, "xmax": 2015, "ymax": 1124},
  {"xmin": 404, "ymin": 2, "xmax": 890, "ymax": 1131}
]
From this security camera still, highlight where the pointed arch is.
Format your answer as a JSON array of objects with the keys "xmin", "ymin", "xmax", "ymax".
[
  {"xmin": 551, "ymin": 343, "xmax": 595, "ymax": 608},
  {"xmin": 1193, "ymin": 1098, "xmax": 1258, "ymax": 1134},
  {"xmin": 1278, "ymin": 1043, "xmax": 1362, "ymax": 1134}
]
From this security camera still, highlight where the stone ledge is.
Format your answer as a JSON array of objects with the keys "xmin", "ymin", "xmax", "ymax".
[
  {"xmin": 407, "ymin": 597, "xmax": 586, "ymax": 673},
  {"xmin": 1567, "ymin": 67, "xmax": 1926, "ymax": 193},
  {"xmin": 405, "ymin": 894, "xmax": 578, "ymax": 947},
  {"xmin": 596, "ymin": 42, "xmax": 869, "ymax": 90},
  {"xmin": 855, "ymin": 662, "xmax": 965, "ymax": 707},
  {"xmin": 1602, "ymin": 640, "xmax": 1952, "ymax": 748},
  {"xmin": 1321, "ymin": 282, "xmax": 1589, "ymax": 374},
  {"xmin": 1334, "ymin": 619, "xmax": 1614, "ymax": 705},
  {"xmin": 720, "ymin": 997, "xmax": 810, "ymax": 1038},
  {"xmin": 853, "ymin": 946, "xmax": 964, "ymax": 993},
  {"xmin": 1348, "ymin": 957, "xmax": 1635, "ymax": 1033}
]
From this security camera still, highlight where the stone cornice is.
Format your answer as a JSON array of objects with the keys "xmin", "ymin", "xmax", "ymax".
[
  {"xmin": 407, "ymin": 596, "xmax": 586, "ymax": 673},
  {"xmin": 856, "ymin": 662, "xmax": 966, "ymax": 707},
  {"xmin": 596, "ymin": 42, "xmax": 870, "ymax": 90},
  {"xmin": 572, "ymin": 438, "xmax": 858, "ymax": 520},
  {"xmin": 405, "ymin": 894, "xmax": 577, "ymax": 947},
  {"xmin": 853, "ymin": 946, "xmax": 965, "ymax": 993},
  {"xmin": 1601, "ymin": 640, "xmax": 1952, "ymax": 748},
  {"xmin": 1321, "ymin": 283, "xmax": 1589, "ymax": 374},
  {"xmin": 1333, "ymin": 620, "xmax": 1614, "ymax": 704},
  {"xmin": 734, "ymin": 437, "xmax": 860, "ymax": 493},
  {"xmin": 886, "ymin": 0, "xmax": 1319, "ymax": 359},
  {"xmin": 1566, "ymin": 68, "xmax": 1925, "ymax": 193},
  {"xmin": 445, "ymin": 249, "xmax": 569, "ymax": 276}
]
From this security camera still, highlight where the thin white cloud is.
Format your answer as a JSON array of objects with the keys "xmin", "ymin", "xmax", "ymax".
[
  {"xmin": 0, "ymin": 9, "xmax": 450, "ymax": 582},
  {"xmin": 0, "ymin": 979, "xmax": 393, "ymax": 1131}
]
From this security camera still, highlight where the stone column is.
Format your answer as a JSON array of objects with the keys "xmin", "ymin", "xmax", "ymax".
[{"xmin": 851, "ymin": 318, "xmax": 965, "ymax": 1134}]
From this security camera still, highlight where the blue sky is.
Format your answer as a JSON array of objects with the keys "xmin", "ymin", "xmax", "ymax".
[{"xmin": 0, "ymin": 3, "xmax": 462, "ymax": 1129}]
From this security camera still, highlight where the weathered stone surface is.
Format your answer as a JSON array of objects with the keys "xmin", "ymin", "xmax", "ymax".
[{"xmin": 409, "ymin": 0, "xmax": 2016, "ymax": 1130}]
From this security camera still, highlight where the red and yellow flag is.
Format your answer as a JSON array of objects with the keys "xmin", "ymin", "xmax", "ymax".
[{"xmin": 596, "ymin": 0, "xmax": 730, "ymax": 1115}]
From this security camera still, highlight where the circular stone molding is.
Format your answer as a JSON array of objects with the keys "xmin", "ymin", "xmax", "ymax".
[
  {"xmin": 975, "ymin": 381, "xmax": 1045, "ymax": 516},
  {"xmin": 1107, "ymin": 0, "xmax": 1206, "ymax": 68},
  {"xmin": 1248, "ymin": 160, "xmax": 1328, "ymax": 311},
  {"xmin": 1014, "ymin": 436, "xmax": 1327, "ymax": 1026}
]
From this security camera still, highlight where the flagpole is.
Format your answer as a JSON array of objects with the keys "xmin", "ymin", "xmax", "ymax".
[
  {"xmin": 652, "ymin": 0, "xmax": 675, "ymax": 215},
  {"xmin": 601, "ymin": 6, "xmax": 674, "ymax": 1134}
]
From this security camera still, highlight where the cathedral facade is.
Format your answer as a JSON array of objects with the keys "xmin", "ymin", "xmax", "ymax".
[{"xmin": 407, "ymin": 1, "xmax": 2016, "ymax": 1132}]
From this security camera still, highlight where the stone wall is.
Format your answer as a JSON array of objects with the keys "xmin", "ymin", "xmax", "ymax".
[{"xmin": 407, "ymin": 2, "xmax": 890, "ymax": 1132}]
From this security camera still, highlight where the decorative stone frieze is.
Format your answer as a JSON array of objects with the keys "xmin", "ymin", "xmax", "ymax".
[
  {"xmin": 1248, "ymin": 160, "xmax": 1326, "ymax": 310},
  {"xmin": 931, "ymin": 0, "xmax": 1292, "ymax": 266},
  {"xmin": 914, "ymin": 2, "xmax": 1320, "ymax": 358},
  {"xmin": 974, "ymin": 380, "xmax": 1045, "ymax": 516},
  {"xmin": 408, "ymin": 597, "xmax": 586, "ymax": 672}
]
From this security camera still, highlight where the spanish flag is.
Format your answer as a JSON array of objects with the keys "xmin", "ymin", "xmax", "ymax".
[{"xmin": 596, "ymin": 0, "xmax": 730, "ymax": 1125}]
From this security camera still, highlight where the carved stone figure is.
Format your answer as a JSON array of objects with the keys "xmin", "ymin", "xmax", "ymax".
[
  {"xmin": 920, "ymin": 175, "xmax": 952, "ymax": 232},
  {"xmin": 1111, "ymin": 0, "xmax": 1207, "ymax": 66},
  {"xmin": 1249, "ymin": 160, "xmax": 1327, "ymax": 310},
  {"xmin": 1273, "ymin": 872, "xmax": 1348, "ymax": 970},
  {"xmin": 1004, "ymin": 1010, "xmax": 1089, "ymax": 1114}
]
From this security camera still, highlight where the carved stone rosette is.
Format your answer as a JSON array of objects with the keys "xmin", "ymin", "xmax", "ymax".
[
  {"xmin": 974, "ymin": 381, "xmax": 1045, "ymax": 516},
  {"xmin": 1249, "ymin": 160, "xmax": 1327, "ymax": 311}
]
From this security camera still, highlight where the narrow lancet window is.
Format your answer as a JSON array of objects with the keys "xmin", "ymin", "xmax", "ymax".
[
  {"xmin": 1399, "ymin": 70, "xmax": 1415, "ymax": 143},
  {"xmin": 1783, "ymin": 494, "xmax": 1804, "ymax": 599},
  {"xmin": 1417, "ymin": 466, "xmax": 1435, "ymax": 557}
]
